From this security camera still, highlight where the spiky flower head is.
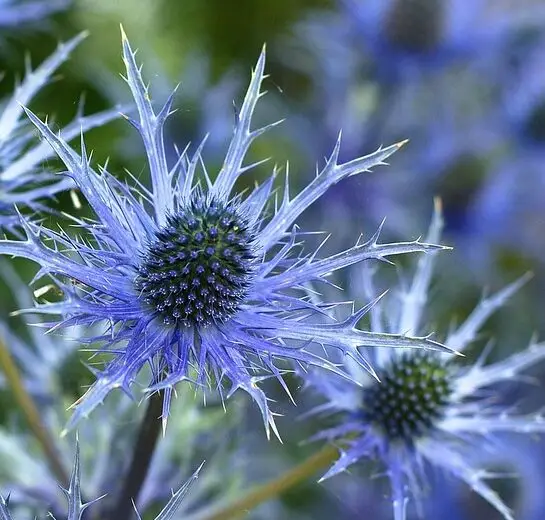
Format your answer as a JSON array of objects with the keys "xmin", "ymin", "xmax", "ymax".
[
  {"xmin": 306, "ymin": 201, "xmax": 545, "ymax": 519},
  {"xmin": 0, "ymin": 33, "xmax": 119, "ymax": 230},
  {"xmin": 0, "ymin": 28, "xmax": 450, "ymax": 437},
  {"xmin": 0, "ymin": 439, "xmax": 202, "ymax": 520}
]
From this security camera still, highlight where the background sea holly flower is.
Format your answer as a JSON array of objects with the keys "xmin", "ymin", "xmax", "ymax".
[
  {"xmin": 0, "ymin": 28, "xmax": 450, "ymax": 438},
  {"xmin": 0, "ymin": 32, "xmax": 120, "ymax": 230},
  {"xmin": 340, "ymin": 0, "xmax": 545, "ymax": 82},
  {"xmin": 0, "ymin": 439, "xmax": 203, "ymax": 520},
  {"xmin": 305, "ymin": 202, "xmax": 545, "ymax": 519},
  {"xmin": 0, "ymin": 0, "xmax": 68, "ymax": 29},
  {"xmin": 461, "ymin": 37, "xmax": 545, "ymax": 264}
]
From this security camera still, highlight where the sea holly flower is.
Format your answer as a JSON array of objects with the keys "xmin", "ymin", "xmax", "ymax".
[
  {"xmin": 0, "ymin": 32, "xmax": 120, "ymax": 229},
  {"xmin": 306, "ymin": 202, "xmax": 545, "ymax": 519},
  {"xmin": 463, "ymin": 37, "xmax": 545, "ymax": 262},
  {"xmin": 0, "ymin": 440, "xmax": 202, "ymax": 520},
  {"xmin": 0, "ymin": 28, "xmax": 450, "ymax": 438},
  {"xmin": 340, "ymin": 0, "xmax": 545, "ymax": 82}
]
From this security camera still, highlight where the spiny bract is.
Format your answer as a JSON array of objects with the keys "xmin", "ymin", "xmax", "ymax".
[
  {"xmin": 305, "ymin": 201, "xmax": 545, "ymax": 520},
  {"xmin": 0, "ymin": 33, "xmax": 119, "ymax": 230},
  {"xmin": 0, "ymin": 440, "xmax": 202, "ymax": 520},
  {"xmin": 0, "ymin": 28, "xmax": 450, "ymax": 438},
  {"xmin": 0, "ymin": 261, "xmax": 242, "ymax": 518}
]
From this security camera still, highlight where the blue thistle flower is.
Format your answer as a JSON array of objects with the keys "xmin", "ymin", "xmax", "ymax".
[
  {"xmin": 306, "ymin": 201, "xmax": 545, "ymax": 519},
  {"xmin": 0, "ymin": 439, "xmax": 202, "ymax": 520},
  {"xmin": 0, "ymin": 28, "xmax": 449, "ymax": 438},
  {"xmin": 0, "ymin": 32, "xmax": 120, "ymax": 230}
]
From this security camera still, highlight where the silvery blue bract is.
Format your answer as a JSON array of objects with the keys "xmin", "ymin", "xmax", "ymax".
[
  {"xmin": 0, "ymin": 33, "xmax": 119, "ymax": 230},
  {"xmin": 0, "ymin": 442, "xmax": 202, "ymax": 520},
  {"xmin": 305, "ymin": 202, "xmax": 545, "ymax": 519}
]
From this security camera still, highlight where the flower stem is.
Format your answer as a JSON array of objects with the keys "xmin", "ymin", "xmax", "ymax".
[
  {"xmin": 0, "ymin": 336, "xmax": 68, "ymax": 485},
  {"xmin": 194, "ymin": 444, "xmax": 339, "ymax": 520},
  {"xmin": 108, "ymin": 390, "xmax": 163, "ymax": 520}
]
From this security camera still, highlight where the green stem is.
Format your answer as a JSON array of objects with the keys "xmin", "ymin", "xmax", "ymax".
[
  {"xmin": 0, "ymin": 336, "xmax": 68, "ymax": 485},
  {"xmin": 195, "ymin": 445, "xmax": 339, "ymax": 520},
  {"xmin": 107, "ymin": 390, "xmax": 164, "ymax": 520}
]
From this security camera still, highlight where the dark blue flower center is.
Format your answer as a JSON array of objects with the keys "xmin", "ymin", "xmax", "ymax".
[
  {"xmin": 361, "ymin": 352, "xmax": 452, "ymax": 442},
  {"xmin": 384, "ymin": 0, "xmax": 444, "ymax": 53},
  {"xmin": 137, "ymin": 196, "xmax": 256, "ymax": 327},
  {"xmin": 524, "ymin": 101, "xmax": 545, "ymax": 143}
]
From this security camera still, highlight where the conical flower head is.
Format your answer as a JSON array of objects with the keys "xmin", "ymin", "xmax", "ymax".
[
  {"xmin": 306, "ymin": 201, "xmax": 545, "ymax": 519},
  {"xmin": 382, "ymin": 0, "xmax": 444, "ymax": 53},
  {"xmin": 0, "ymin": 28, "xmax": 450, "ymax": 438}
]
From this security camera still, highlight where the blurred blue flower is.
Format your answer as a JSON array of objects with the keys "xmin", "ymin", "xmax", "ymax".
[
  {"xmin": 0, "ymin": 0, "xmax": 68, "ymax": 29},
  {"xmin": 277, "ymin": 5, "xmax": 499, "ymax": 243},
  {"xmin": 341, "ymin": 0, "xmax": 545, "ymax": 82},
  {"xmin": 501, "ymin": 40, "xmax": 545, "ymax": 150},
  {"xmin": 462, "ymin": 36, "xmax": 545, "ymax": 262},
  {"xmin": 306, "ymin": 202, "xmax": 545, "ymax": 519},
  {"xmin": 0, "ymin": 29, "xmax": 450, "ymax": 439},
  {"xmin": 0, "ymin": 439, "xmax": 202, "ymax": 520},
  {"xmin": 0, "ymin": 32, "xmax": 119, "ymax": 230}
]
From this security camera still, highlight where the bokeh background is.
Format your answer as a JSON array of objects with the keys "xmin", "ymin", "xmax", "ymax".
[{"xmin": 3, "ymin": 0, "xmax": 545, "ymax": 518}]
